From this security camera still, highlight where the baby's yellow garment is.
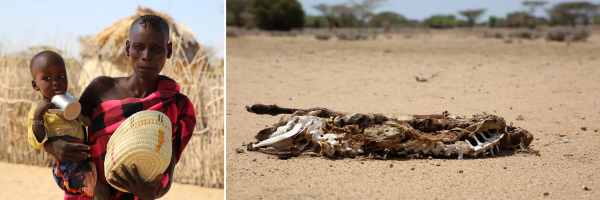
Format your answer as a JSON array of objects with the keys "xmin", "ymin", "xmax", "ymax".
[{"xmin": 27, "ymin": 101, "xmax": 88, "ymax": 149}]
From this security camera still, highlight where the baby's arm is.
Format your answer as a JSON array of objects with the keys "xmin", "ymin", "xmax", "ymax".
[{"xmin": 31, "ymin": 99, "xmax": 54, "ymax": 143}]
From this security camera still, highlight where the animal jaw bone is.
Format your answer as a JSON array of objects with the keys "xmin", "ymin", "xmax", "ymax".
[
  {"xmin": 246, "ymin": 104, "xmax": 534, "ymax": 159},
  {"xmin": 252, "ymin": 116, "xmax": 322, "ymax": 150}
]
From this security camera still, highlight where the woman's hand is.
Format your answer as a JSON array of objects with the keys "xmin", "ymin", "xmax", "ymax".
[
  {"xmin": 43, "ymin": 135, "xmax": 90, "ymax": 162},
  {"xmin": 109, "ymin": 164, "xmax": 163, "ymax": 200}
]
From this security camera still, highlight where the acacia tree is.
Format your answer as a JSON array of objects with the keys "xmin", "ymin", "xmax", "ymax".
[
  {"xmin": 548, "ymin": 2, "xmax": 600, "ymax": 27},
  {"xmin": 523, "ymin": 1, "xmax": 547, "ymax": 15},
  {"xmin": 522, "ymin": 1, "xmax": 547, "ymax": 28},
  {"xmin": 350, "ymin": 0, "xmax": 387, "ymax": 28},
  {"xmin": 331, "ymin": 4, "xmax": 357, "ymax": 27},
  {"xmin": 458, "ymin": 9, "xmax": 486, "ymax": 28},
  {"xmin": 313, "ymin": 3, "xmax": 334, "ymax": 30},
  {"xmin": 226, "ymin": 0, "xmax": 251, "ymax": 27},
  {"xmin": 506, "ymin": 12, "xmax": 533, "ymax": 27},
  {"xmin": 370, "ymin": 11, "xmax": 406, "ymax": 32}
]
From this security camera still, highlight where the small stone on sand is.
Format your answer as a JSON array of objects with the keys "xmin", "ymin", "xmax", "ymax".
[
  {"xmin": 389, "ymin": 163, "xmax": 393, "ymax": 167},
  {"xmin": 428, "ymin": 156, "xmax": 433, "ymax": 160},
  {"xmin": 252, "ymin": 158, "xmax": 256, "ymax": 161},
  {"xmin": 436, "ymin": 163, "xmax": 441, "ymax": 166},
  {"xmin": 410, "ymin": 167, "xmax": 415, "ymax": 170},
  {"xmin": 361, "ymin": 161, "xmax": 364, "ymax": 164},
  {"xmin": 543, "ymin": 191, "xmax": 549, "ymax": 196},
  {"xmin": 582, "ymin": 185, "xmax": 590, "ymax": 190},
  {"xmin": 503, "ymin": 166, "xmax": 507, "ymax": 169},
  {"xmin": 235, "ymin": 148, "xmax": 245, "ymax": 153},
  {"xmin": 459, "ymin": 169, "xmax": 464, "ymax": 173}
]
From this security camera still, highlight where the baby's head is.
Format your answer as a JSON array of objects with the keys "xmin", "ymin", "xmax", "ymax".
[
  {"xmin": 126, "ymin": 14, "xmax": 172, "ymax": 80},
  {"xmin": 30, "ymin": 50, "xmax": 68, "ymax": 99}
]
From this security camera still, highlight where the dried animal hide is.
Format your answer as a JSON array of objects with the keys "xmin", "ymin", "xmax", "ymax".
[{"xmin": 245, "ymin": 104, "xmax": 534, "ymax": 159}]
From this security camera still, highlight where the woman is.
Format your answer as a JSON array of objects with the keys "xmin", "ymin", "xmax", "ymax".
[{"xmin": 44, "ymin": 15, "xmax": 196, "ymax": 200}]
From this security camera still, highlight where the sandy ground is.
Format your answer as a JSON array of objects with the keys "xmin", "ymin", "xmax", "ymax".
[
  {"xmin": 0, "ymin": 162, "xmax": 223, "ymax": 200},
  {"xmin": 226, "ymin": 29, "xmax": 600, "ymax": 199}
]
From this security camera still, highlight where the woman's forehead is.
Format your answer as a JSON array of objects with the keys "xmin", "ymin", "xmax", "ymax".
[{"xmin": 130, "ymin": 23, "xmax": 169, "ymax": 43}]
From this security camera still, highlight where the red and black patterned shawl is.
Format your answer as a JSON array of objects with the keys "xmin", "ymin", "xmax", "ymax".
[{"xmin": 65, "ymin": 75, "xmax": 196, "ymax": 200}]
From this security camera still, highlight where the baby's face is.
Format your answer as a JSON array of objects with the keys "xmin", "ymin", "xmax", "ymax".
[{"xmin": 30, "ymin": 55, "xmax": 68, "ymax": 99}]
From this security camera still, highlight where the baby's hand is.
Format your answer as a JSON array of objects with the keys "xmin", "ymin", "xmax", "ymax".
[{"xmin": 35, "ymin": 99, "xmax": 55, "ymax": 117}]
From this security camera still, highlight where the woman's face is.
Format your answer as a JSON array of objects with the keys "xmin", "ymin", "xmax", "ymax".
[{"xmin": 127, "ymin": 23, "xmax": 172, "ymax": 80}]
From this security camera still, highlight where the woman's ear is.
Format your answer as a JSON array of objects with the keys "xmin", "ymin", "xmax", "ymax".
[
  {"xmin": 126, "ymin": 40, "xmax": 131, "ymax": 57},
  {"xmin": 31, "ymin": 80, "xmax": 39, "ymax": 91},
  {"xmin": 166, "ymin": 42, "xmax": 172, "ymax": 59}
]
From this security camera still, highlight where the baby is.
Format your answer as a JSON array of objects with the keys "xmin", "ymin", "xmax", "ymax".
[{"xmin": 28, "ymin": 50, "xmax": 108, "ymax": 199}]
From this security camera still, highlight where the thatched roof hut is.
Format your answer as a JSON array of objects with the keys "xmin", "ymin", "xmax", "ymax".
[{"xmin": 78, "ymin": 6, "xmax": 203, "ymax": 85}]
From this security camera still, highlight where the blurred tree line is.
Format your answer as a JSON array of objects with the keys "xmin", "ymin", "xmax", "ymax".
[
  {"xmin": 226, "ymin": 0, "xmax": 304, "ymax": 30},
  {"xmin": 226, "ymin": 0, "xmax": 600, "ymax": 30}
]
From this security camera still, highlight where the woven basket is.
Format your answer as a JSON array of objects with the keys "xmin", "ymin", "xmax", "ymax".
[{"xmin": 104, "ymin": 110, "xmax": 173, "ymax": 192}]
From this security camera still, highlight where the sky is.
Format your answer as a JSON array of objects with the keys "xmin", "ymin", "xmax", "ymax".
[
  {"xmin": 0, "ymin": 0, "xmax": 224, "ymax": 58},
  {"xmin": 300, "ymin": 0, "xmax": 600, "ymax": 22}
]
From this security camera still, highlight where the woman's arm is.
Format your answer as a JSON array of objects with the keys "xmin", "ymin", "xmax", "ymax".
[
  {"xmin": 43, "ymin": 136, "xmax": 90, "ymax": 162},
  {"xmin": 79, "ymin": 76, "xmax": 113, "ymax": 120},
  {"xmin": 153, "ymin": 149, "xmax": 177, "ymax": 198},
  {"xmin": 153, "ymin": 95, "xmax": 194, "ymax": 198}
]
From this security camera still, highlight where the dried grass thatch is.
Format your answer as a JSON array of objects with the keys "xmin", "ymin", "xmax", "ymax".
[
  {"xmin": 78, "ymin": 6, "xmax": 204, "ymax": 87},
  {"xmin": 79, "ymin": 6, "xmax": 200, "ymax": 65}
]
